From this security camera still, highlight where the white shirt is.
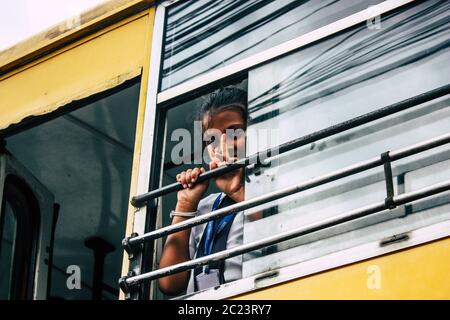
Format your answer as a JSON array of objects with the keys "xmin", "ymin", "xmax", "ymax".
[{"xmin": 186, "ymin": 192, "xmax": 243, "ymax": 294}]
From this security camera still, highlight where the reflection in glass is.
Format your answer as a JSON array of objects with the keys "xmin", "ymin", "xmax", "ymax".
[
  {"xmin": 243, "ymin": 0, "xmax": 450, "ymax": 277},
  {"xmin": 157, "ymin": 80, "xmax": 248, "ymax": 299},
  {"xmin": 162, "ymin": 0, "xmax": 383, "ymax": 89}
]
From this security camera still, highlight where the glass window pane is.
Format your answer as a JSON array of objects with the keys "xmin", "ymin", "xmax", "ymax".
[
  {"xmin": 243, "ymin": 0, "xmax": 450, "ymax": 277},
  {"xmin": 161, "ymin": 0, "xmax": 384, "ymax": 90},
  {"xmin": 157, "ymin": 80, "xmax": 247, "ymax": 299},
  {"xmin": 0, "ymin": 201, "xmax": 17, "ymax": 300}
]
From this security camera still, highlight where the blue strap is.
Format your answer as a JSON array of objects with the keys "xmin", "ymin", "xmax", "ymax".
[{"xmin": 203, "ymin": 193, "xmax": 235, "ymax": 272}]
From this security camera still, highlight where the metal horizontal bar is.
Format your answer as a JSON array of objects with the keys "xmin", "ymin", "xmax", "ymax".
[
  {"xmin": 123, "ymin": 178, "xmax": 450, "ymax": 286},
  {"xmin": 131, "ymin": 83, "xmax": 450, "ymax": 207},
  {"xmin": 131, "ymin": 161, "xmax": 245, "ymax": 206},
  {"xmin": 127, "ymin": 131, "xmax": 450, "ymax": 247},
  {"xmin": 157, "ymin": 0, "xmax": 415, "ymax": 104}
]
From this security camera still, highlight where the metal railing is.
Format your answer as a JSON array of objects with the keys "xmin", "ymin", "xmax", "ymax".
[
  {"xmin": 119, "ymin": 131, "xmax": 450, "ymax": 294},
  {"xmin": 122, "ymin": 179, "xmax": 450, "ymax": 288},
  {"xmin": 120, "ymin": 84, "xmax": 450, "ymax": 297},
  {"xmin": 130, "ymin": 84, "xmax": 450, "ymax": 207},
  {"xmin": 126, "ymin": 132, "xmax": 450, "ymax": 248}
]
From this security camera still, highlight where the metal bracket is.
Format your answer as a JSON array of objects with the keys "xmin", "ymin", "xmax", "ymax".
[
  {"xmin": 119, "ymin": 271, "xmax": 137, "ymax": 300},
  {"xmin": 122, "ymin": 232, "xmax": 141, "ymax": 260},
  {"xmin": 248, "ymin": 158, "xmax": 272, "ymax": 177},
  {"xmin": 131, "ymin": 195, "xmax": 158, "ymax": 208},
  {"xmin": 123, "ymin": 199, "xmax": 157, "ymax": 258},
  {"xmin": 380, "ymin": 232, "xmax": 410, "ymax": 247},
  {"xmin": 381, "ymin": 151, "xmax": 396, "ymax": 210}
]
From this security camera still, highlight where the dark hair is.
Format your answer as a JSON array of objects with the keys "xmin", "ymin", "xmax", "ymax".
[{"xmin": 199, "ymin": 86, "xmax": 247, "ymax": 131}]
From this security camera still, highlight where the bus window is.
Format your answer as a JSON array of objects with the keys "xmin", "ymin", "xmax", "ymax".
[
  {"xmin": 154, "ymin": 80, "xmax": 247, "ymax": 299},
  {"xmin": 242, "ymin": 0, "xmax": 450, "ymax": 277},
  {"xmin": 161, "ymin": 0, "xmax": 384, "ymax": 90}
]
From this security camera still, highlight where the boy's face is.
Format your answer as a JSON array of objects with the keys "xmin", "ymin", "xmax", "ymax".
[{"xmin": 203, "ymin": 109, "xmax": 246, "ymax": 160}]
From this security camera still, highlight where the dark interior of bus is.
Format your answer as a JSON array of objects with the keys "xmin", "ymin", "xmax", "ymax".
[{"xmin": 0, "ymin": 79, "xmax": 140, "ymax": 299}]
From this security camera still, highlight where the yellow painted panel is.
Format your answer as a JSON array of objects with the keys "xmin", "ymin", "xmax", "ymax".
[
  {"xmin": 0, "ymin": 13, "xmax": 149, "ymax": 130},
  {"xmin": 119, "ymin": 7, "xmax": 154, "ymax": 301},
  {"xmin": 233, "ymin": 238, "xmax": 450, "ymax": 300},
  {"xmin": 0, "ymin": 0, "xmax": 152, "ymax": 73}
]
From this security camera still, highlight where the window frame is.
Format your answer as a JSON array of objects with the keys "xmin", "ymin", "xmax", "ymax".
[
  {"xmin": 0, "ymin": 153, "xmax": 55, "ymax": 300},
  {"xmin": 180, "ymin": 219, "xmax": 450, "ymax": 300},
  {"xmin": 0, "ymin": 176, "xmax": 40, "ymax": 300},
  {"xmin": 129, "ymin": 0, "xmax": 450, "ymax": 300},
  {"xmin": 156, "ymin": 0, "xmax": 416, "ymax": 104}
]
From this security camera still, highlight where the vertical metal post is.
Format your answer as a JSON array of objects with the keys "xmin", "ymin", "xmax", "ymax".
[
  {"xmin": 120, "ymin": 3, "xmax": 167, "ymax": 300},
  {"xmin": 381, "ymin": 151, "xmax": 396, "ymax": 210},
  {"xmin": 85, "ymin": 237, "xmax": 115, "ymax": 300}
]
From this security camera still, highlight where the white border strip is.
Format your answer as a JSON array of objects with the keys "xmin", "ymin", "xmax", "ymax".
[
  {"xmin": 181, "ymin": 220, "xmax": 450, "ymax": 300},
  {"xmin": 135, "ymin": 0, "xmax": 165, "ymax": 198},
  {"xmin": 161, "ymin": 0, "xmax": 183, "ymax": 7},
  {"xmin": 130, "ymin": 4, "xmax": 166, "ymax": 296},
  {"xmin": 157, "ymin": 0, "xmax": 416, "ymax": 104}
]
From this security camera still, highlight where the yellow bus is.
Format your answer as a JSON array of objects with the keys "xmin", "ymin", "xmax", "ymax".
[{"xmin": 0, "ymin": 0, "xmax": 449, "ymax": 300}]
